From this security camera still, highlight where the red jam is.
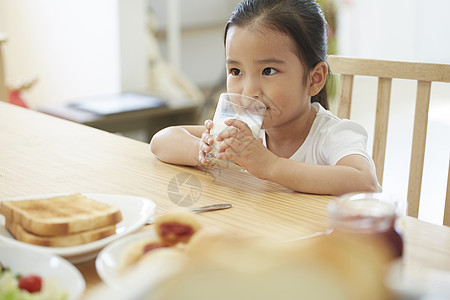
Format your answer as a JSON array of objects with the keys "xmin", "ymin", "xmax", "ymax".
[{"xmin": 160, "ymin": 223, "xmax": 194, "ymax": 237}]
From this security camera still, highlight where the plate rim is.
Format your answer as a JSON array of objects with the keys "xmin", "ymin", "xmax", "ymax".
[
  {"xmin": 0, "ymin": 244, "xmax": 86, "ymax": 300},
  {"xmin": 95, "ymin": 230, "xmax": 157, "ymax": 289},
  {"xmin": 0, "ymin": 193, "xmax": 156, "ymax": 260}
]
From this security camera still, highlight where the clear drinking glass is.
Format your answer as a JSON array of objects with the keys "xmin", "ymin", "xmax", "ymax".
[{"xmin": 205, "ymin": 93, "xmax": 266, "ymax": 167}]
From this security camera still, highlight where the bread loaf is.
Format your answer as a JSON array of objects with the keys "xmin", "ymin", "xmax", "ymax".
[{"xmin": 0, "ymin": 193, "xmax": 122, "ymax": 236}]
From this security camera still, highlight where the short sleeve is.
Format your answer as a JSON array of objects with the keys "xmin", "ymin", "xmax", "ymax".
[{"xmin": 321, "ymin": 119, "xmax": 372, "ymax": 166}]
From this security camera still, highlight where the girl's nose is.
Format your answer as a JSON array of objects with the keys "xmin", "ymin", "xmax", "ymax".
[{"xmin": 242, "ymin": 77, "xmax": 262, "ymax": 100}]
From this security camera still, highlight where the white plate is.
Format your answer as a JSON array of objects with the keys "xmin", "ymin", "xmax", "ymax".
[
  {"xmin": 95, "ymin": 231, "xmax": 158, "ymax": 290},
  {"xmin": 0, "ymin": 244, "xmax": 85, "ymax": 300},
  {"xmin": 0, "ymin": 193, "xmax": 156, "ymax": 263},
  {"xmin": 95, "ymin": 230, "xmax": 184, "ymax": 299}
]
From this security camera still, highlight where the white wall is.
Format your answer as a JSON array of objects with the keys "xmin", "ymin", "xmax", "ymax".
[
  {"xmin": 118, "ymin": 0, "xmax": 149, "ymax": 93},
  {"xmin": 0, "ymin": 0, "xmax": 237, "ymax": 107},
  {"xmin": 1, "ymin": 0, "xmax": 449, "ymax": 106},
  {"xmin": 336, "ymin": 0, "xmax": 450, "ymax": 63},
  {"xmin": 0, "ymin": 0, "xmax": 122, "ymax": 107}
]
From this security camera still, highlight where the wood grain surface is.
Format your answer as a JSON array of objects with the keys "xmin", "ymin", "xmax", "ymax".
[{"xmin": 1, "ymin": 102, "xmax": 449, "ymax": 299}]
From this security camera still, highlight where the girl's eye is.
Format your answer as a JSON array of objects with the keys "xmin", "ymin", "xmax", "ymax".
[
  {"xmin": 262, "ymin": 68, "xmax": 277, "ymax": 75},
  {"xmin": 230, "ymin": 68, "xmax": 242, "ymax": 76}
]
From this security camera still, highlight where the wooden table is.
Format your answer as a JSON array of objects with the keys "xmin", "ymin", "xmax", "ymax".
[{"xmin": 1, "ymin": 102, "xmax": 449, "ymax": 298}]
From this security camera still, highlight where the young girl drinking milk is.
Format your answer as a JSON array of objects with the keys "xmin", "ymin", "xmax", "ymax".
[{"xmin": 150, "ymin": 0, "xmax": 380, "ymax": 195}]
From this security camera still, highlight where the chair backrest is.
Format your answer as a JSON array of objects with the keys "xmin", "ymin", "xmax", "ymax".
[
  {"xmin": 327, "ymin": 55, "xmax": 450, "ymax": 225},
  {"xmin": 0, "ymin": 33, "xmax": 7, "ymax": 102}
]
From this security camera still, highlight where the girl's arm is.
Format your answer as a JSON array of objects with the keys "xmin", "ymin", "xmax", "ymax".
[
  {"xmin": 150, "ymin": 125, "xmax": 205, "ymax": 166},
  {"xmin": 264, "ymin": 154, "xmax": 379, "ymax": 195},
  {"xmin": 215, "ymin": 119, "xmax": 379, "ymax": 195}
]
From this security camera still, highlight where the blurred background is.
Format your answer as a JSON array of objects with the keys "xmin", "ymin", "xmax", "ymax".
[
  {"xmin": 0, "ymin": 0, "xmax": 449, "ymax": 225},
  {"xmin": 2, "ymin": 0, "xmax": 449, "ymax": 108}
]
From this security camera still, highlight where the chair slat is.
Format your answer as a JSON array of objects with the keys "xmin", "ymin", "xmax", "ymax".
[
  {"xmin": 329, "ymin": 55, "xmax": 450, "ymax": 225},
  {"xmin": 372, "ymin": 78, "xmax": 392, "ymax": 185},
  {"xmin": 328, "ymin": 55, "xmax": 450, "ymax": 83},
  {"xmin": 444, "ymin": 159, "xmax": 450, "ymax": 226},
  {"xmin": 337, "ymin": 74, "xmax": 354, "ymax": 119},
  {"xmin": 407, "ymin": 80, "xmax": 432, "ymax": 218}
]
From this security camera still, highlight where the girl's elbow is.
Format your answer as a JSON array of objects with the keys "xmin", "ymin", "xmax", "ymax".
[
  {"xmin": 149, "ymin": 130, "xmax": 165, "ymax": 158},
  {"xmin": 150, "ymin": 140, "xmax": 172, "ymax": 163},
  {"xmin": 360, "ymin": 174, "xmax": 380, "ymax": 193},
  {"xmin": 365, "ymin": 183, "xmax": 379, "ymax": 193},
  {"xmin": 149, "ymin": 137, "xmax": 158, "ymax": 155},
  {"xmin": 343, "ymin": 173, "xmax": 379, "ymax": 195}
]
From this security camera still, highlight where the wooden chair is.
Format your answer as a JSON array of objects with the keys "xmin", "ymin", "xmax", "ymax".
[
  {"xmin": 327, "ymin": 55, "xmax": 450, "ymax": 225},
  {"xmin": 0, "ymin": 33, "xmax": 7, "ymax": 102}
]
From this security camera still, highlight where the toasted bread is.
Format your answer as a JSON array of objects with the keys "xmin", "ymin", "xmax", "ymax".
[
  {"xmin": 0, "ymin": 193, "xmax": 122, "ymax": 236},
  {"xmin": 5, "ymin": 220, "xmax": 116, "ymax": 247}
]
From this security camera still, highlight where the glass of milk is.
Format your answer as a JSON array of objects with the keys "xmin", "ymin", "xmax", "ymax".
[{"xmin": 205, "ymin": 93, "xmax": 266, "ymax": 167}]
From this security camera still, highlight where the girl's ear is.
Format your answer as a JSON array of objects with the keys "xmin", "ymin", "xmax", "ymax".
[{"xmin": 308, "ymin": 61, "xmax": 328, "ymax": 96}]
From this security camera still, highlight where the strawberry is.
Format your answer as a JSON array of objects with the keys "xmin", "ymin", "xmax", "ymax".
[{"xmin": 18, "ymin": 274, "xmax": 42, "ymax": 293}]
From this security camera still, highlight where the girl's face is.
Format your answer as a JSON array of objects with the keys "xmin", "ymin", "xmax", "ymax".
[{"xmin": 225, "ymin": 24, "xmax": 312, "ymax": 130}]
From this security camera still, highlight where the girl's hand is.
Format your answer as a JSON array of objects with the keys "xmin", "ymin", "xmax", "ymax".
[
  {"xmin": 215, "ymin": 119, "xmax": 278, "ymax": 179},
  {"xmin": 199, "ymin": 120, "xmax": 214, "ymax": 164}
]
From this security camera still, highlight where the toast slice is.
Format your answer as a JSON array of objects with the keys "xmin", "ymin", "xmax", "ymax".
[
  {"xmin": 0, "ymin": 193, "xmax": 122, "ymax": 236},
  {"xmin": 5, "ymin": 220, "xmax": 116, "ymax": 247}
]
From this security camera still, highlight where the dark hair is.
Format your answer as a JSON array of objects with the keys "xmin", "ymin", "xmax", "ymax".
[{"xmin": 224, "ymin": 0, "xmax": 329, "ymax": 109}]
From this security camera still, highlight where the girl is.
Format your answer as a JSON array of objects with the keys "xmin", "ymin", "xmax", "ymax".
[{"xmin": 150, "ymin": 0, "xmax": 379, "ymax": 195}]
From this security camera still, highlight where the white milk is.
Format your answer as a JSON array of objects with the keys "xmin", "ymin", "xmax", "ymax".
[{"xmin": 209, "ymin": 114, "xmax": 263, "ymax": 155}]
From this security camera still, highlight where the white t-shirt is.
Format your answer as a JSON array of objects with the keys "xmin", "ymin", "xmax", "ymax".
[{"xmin": 261, "ymin": 102, "xmax": 376, "ymax": 169}]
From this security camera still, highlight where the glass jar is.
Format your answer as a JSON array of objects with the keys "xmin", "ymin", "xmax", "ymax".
[{"xmin": 327, "ymin": 193, "xmax": 403, "ymax": 259}]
